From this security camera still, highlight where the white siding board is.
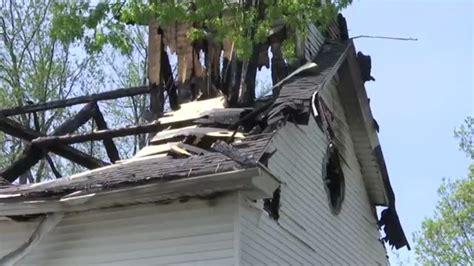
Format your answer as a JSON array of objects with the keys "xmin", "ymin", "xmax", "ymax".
[
  {"xmin": 241, "ymin": 206, "xmax": 317, "ymax": 261},
  {"xmin": 270, "ymin": 144, "xmax": 376, "ymax": 237},
  {"xmin": 240, "ymin": 249, "xmax": 267, "ymax": 266},
  {"xmin": 240, "ymin": 213, "xmax": 313, "ymax": 265},
  {"xmin": 271, "ymin": 126, "xmax": 378, "ymax": 227},
  {"xmin": 239, "ymin": 202, "xmax": 329, "ymax": 265},
  {"xmin": 0, "ymin": 195, "xmax": 238, "ymax": 266}
]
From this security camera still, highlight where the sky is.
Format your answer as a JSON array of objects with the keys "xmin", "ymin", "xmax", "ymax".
[{"xmin": 343, "ymin": 0, "xmax": 473, "ymax": 263}]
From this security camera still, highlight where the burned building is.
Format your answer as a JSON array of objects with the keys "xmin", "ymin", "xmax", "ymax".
[{"xmin": 0, "ymin": 10, "xmax": 408, "ymax": 265}]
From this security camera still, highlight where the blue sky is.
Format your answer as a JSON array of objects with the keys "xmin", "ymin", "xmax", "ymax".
[{"xmin": 343, "ymin": 0, "xmax": 473, "ymax": 263}]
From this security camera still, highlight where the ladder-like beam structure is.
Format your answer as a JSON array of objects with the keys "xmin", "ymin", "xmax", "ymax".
[{"xmin": 0, "ymin": 102, "xmax": 109, "ymax": 182}]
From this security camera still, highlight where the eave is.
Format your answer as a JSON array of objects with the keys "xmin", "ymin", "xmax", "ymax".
[
  {"xmin": 0, "ymin": 167, "xmax": 279, "ymax": 217},
  {"xmin": 337, "ymin": 40, "xmax": 410, "ymax": 250},
  {"xmin": 336, "ymin": 42, "xmax": 391, "ymax": 206}
]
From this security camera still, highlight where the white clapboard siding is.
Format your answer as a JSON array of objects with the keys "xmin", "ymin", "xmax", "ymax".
[
  {"xmin": 0, "ymin": 194, "xmax": 238, "ymax": 266},
  {"xmin": 238, "ymin": 78, "xmax": 387, "ymax": 265}
]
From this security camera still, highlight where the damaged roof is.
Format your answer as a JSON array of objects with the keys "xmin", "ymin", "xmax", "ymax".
[{"xmin": 0, "ymin": 41, "xmax": 409, "ymax": 250}]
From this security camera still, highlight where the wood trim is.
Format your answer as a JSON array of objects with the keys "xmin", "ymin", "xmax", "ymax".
[
  {"xmin": 0, "ymin": 168, "xmax": 280, "ymax": 216},
  {"xmin": 0, "ymin": 86, "xmax": 149, "ymax": 117}
]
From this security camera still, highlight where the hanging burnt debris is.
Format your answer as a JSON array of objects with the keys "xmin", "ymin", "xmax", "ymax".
[{"xmin": 357, "ymin": 52, "xmax": 376, "ymax": 82}]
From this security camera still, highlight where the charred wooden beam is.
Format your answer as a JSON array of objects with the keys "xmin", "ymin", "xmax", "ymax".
[
  {"xmin": 206, "ymin": 41, "xmax": 222, "ymax": 98},
  {"xmin": 174, "ymin": 26, "xmax": 207, "ymax": 103},
  {"xmin": 211, "ymin": 140, "xmax": 257, "ymax": 167},
  {"xmin": 161, "ymin": 40, "xmax": 179, "ymax": 110},
  {"xmin": 32, "ymin": 121, "xmax": 165, "ymax": 146},
  {"xmin": 91, "ymin": 104, "xmax": 121, "ymax": 163},
  {"xmin": 220, "ymin": 38, "xmax": 233, "ymax": 98},
  {"xmin": 149, "ymin": 18, "xmax": 164, "ymax": 118},
  {"xmin": 1, "ymin": 147, "xmax": 43, "ymax": 182},
  {"xmin": 53, "ymin": 102, "xmax": 97, "ymax": 135},
  {"xmin": 227, "ymin": 100, "xmax": 273, "ymax": 143},
  {"xmin": 0, "ymin": 102, "xmax": 104, "ymax": 182},
  {"xmin": 191, "ymin": 46, "xmax": 207, "ymax": 100},
  {"xmin": 238, "ymin": 46, "xmax": 259, "ymax": 107},
  {"xmin": 227, "ymin": 100, "xmax": 273, "ymax": 131},
  {"xmin": 0, "ymin": 112, "xmax": 107, "ymax": 170},
  {"xmin": 0, "ymin": 116, "xmax": 43, "ymax": 141},
  {"xmin": 270, "ymin": 41, "xmax": 289, "ymax": 92},
  {"xmin": 226, "ymin": 60, "xmax": 243, "ymax": 107},
  {"xmin": 34, "ymin": 107, "xmax": 62, "ymax": 179},
  {"xmin": 0, "ymin": 86, "xmax": 149, "ymax": 117},
  {"xmin": 45, "ymin": 154, "xmax": 62, "ymax": 179},
  {"xmin": 176, "ymin": 142, "xmax": 208, "ymax": 155}
]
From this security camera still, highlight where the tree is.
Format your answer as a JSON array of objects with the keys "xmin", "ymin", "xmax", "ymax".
[
  {"xmin": 414, "ymin": 117, "xmax": 474, "ymax": 265},
  {"xmin": 101, "ymin": 25, "xmax": 151, "ymax": 155},
  {"xmin": 455, "ymin": 116, "xmax": 474, "ymax": 159},
  {"xmin": 50, "ymin": 0, "xmax": 352, "ymax": 60}
]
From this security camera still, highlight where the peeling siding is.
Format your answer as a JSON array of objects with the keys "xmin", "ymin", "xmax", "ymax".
[
  {"xmin": 0, "ymin": 195, "xmax": 238, "ymax": 265},
  {"xmin": 238, "ymin": 77, "xmax": 387, "ymax": 265}
]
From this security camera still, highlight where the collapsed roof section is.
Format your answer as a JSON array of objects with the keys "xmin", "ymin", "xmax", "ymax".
[{"xmin": 0, "ymin": 14, "xmax": 409, "ymax": 250}]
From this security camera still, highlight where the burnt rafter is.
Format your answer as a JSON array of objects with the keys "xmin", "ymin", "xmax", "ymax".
[
  {"xmin": 0, "ymin": 116, "xmax": 107, "ymax": 170},
  {"xmin": 91, "ymin": 103, "xmax": 121, "ymax": 163},
  {"xmin": 0, "ymin": 85, "xmax": 150, "ymax": 117},
  {"xmin": 31, "ymin": 121, "xmax": 167, "ymax": 147},
  {"xmin": 0, "ymin": 84, "xmax": 153, "ymax": 182},
  {"xmin": 0, "ymin": 102, "xmax": 107, "ymax": 182}
]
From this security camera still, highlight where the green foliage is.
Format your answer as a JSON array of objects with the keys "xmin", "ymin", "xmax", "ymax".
[
  {"xmin": 50, "ymin": 0, "xmax": 352, "ymax": 60},
  {"xmin": 455, "ymin": 116, "xmax": 474, "ymax": 159},
  {"xmin": 414, "ymin": 119, "xmax": 474, "ymax": 265}
]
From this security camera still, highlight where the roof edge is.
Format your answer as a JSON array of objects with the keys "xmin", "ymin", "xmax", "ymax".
[
  {"xmin": 0, "ymin": 167, "xmax": 279, "ymax": 217},
  {"xmin": 343, "ymin": 40, "xmax": 410, "ymax": 250}
]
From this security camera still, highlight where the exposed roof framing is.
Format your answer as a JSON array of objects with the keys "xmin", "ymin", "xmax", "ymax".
[{"xmin": 0, "ymin": 14, "xmax": 409, "ymax": 251}]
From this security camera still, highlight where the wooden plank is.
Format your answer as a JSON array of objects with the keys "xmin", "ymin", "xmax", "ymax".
[
  {"xmin": 194, "ymin": 108, "xmax": 249, "ymax": 126},
  {"xmin": 1, "ymin": 146, "xmax": 44, "ymax": 182},
  {"xmin": 270, "ymin": 41, "xmax": 289, "ymax": 86},
  {"xmin": 92, "ymin": 105, "xmax": 121, "ymax": 163},
  {"xmin": 211, "ymin": 140, "xmax": 257, "ymax": 167},
  {"xmin": 133, "ymin": 143, "xmax": 176, "ymax": 158},
  {"xmin": 151, "ymin": 126, "xmax": 226, "ymax": 144},
  {"xmin": 0, "ymin": 86, "xmax": 149, "ymax": 117},
  {"xmin": 176, "ymin": 143, "xmax": 208, "ymax": 155},
  {"xmin": 45, "ymin": 154, "xmax": 62, "ymax": 179},
  {"xmin": 207, "ymin": 41, "xmax": 222, "ymax": 97},
  {"xmin": 31, "ymin": 121, "xmax": 165, "ymax": 146},
  {"xmin": 158, "ymin": 97, "xmax": 226, "ymax": 124},
  {"xmin": 227, "ymin": 100, "xmax": 273, "ymax": 130},
  {"xmin": 161, "ymin": 41, "xmax": 179, "ymax": 110},
  {"xmin": 149, "ymin": 18, "xmax": 163, "ymax": 117},
  {"xmin": 1, "ymin": 102, "xmax": 104, "ymax": 182},
  {"xmin": 239, "ymin": 46, "xmax": 259, "ymax": 107},
  {"xmin": 53, "ymin": 102, "xmax": 97, "ymax": 135}
]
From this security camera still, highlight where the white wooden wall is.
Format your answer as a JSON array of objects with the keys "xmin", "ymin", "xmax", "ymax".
[
  {"xmin": 237, "ymin": 78, "xmax": 388, "ymax": 265},
  {"xmin": 0, "ymin": 194, "xmax": 238, "ymax": 266}
]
